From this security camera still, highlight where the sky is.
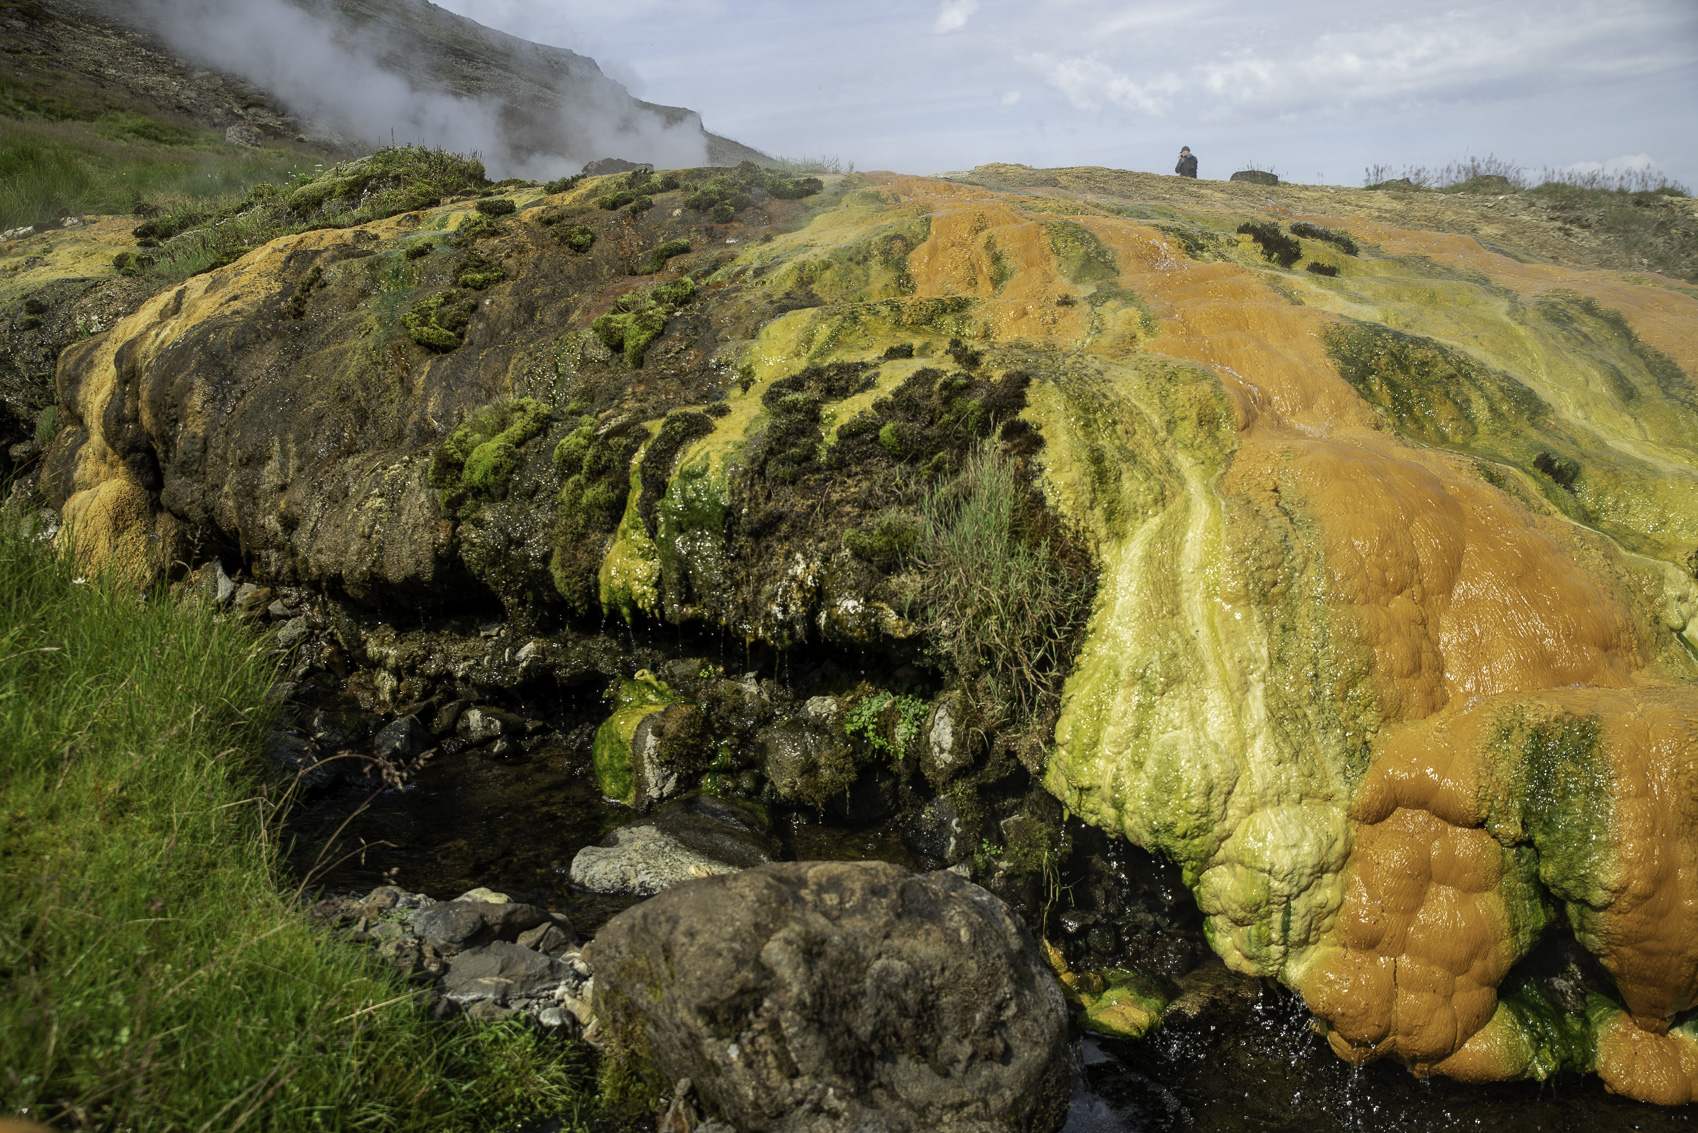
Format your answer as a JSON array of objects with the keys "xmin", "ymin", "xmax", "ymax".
[{"xmin": 432, "ymin": 0, "xmax": 1698, "ymax": 190}]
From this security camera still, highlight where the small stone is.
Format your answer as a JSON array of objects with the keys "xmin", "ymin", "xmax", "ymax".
[
  {"xmin": 267, "ymin": 598, "xmax": 298, "ymax": 619},
  {"xmin": 485, "ymin": 735, "xmax": 522, "ymax": 758},
  {"xmin": 443, "ymin": 941, "xmax": 574, "ymax": 1003},
  {"xmin": 430, "ymin": 699, "xmax": 468, "ymax": 737},
  {"xmin": 457, "ymin": 887, "xmax": 510, "ymax": 904},
  {"xmin": 457, "ymin": 706, "xmax": 524, "ymax": 742},
  {"xmin": 372, "ymin": 715, "xmax": 431, "ymax": 761},
  {"xmin": 276, "ymin": 617, "xmax": 310, "ymax": 649},
  {"xmin": 516, "ymin": 922, "xmax": 573, "ymax": 954},
  {"xmin": 367, "ymin": 920, "xmax": 404, "ymax": 943},
  {"xmin": 464, "ymin": 999, "xmax": 515, "ymax": 1023}
]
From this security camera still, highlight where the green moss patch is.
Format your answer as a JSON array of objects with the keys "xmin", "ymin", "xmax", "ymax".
[
  {"xmin": 639, "ymin": 238, "xmax": 691, "ymax": 275},
  {"xmin": 454, "ymin": 248, "xmax": 505, "ymax": 291},
  {"xmin": 1042, "ymin": 219, "xmax": 1119, "ymax": 283},
  {"xmin": 403, "ymin": 290, "xmax": 480, "ymax": 352},
  {"xmin": 591, "ymin": 672, "xmax": 680, "ymax": 805},
  {"xmin": 427, "ymin": 397, "xmax": 551, "ymax": 519},
  {"xmin": 1237, "ymin": 220, "xmax": 1302, "ymax": 267},
  {"xmin": 550, "ymin": 418, "xmax": 645, "ymax": 610},
  {"xmin": 592, "ymin": 277, "xmax": 696, "ymax": 368}
]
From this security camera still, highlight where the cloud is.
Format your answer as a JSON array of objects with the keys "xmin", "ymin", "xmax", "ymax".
[
  {"xmin": 1567, "ymin": 153, "xmax": 1655, "ymax": 174},
  {"xmin": 1020, "ymin": 53, "xmax": 1180, "ymax": 116},
  {"xmin": 934, "ymin": 0, "xmax": 979, "ymax": 34}
]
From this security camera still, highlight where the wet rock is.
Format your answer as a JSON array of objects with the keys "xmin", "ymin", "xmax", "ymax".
[
  {"xmin": 921, "ymin": 692, "xmax": 973, "ymax": 786},
  {"xmin": 587, "ymin": 860, "xmax": 1070, "ymax": 1133},
  {"xmin": 430, "ymin": 699, "xmax": 468, "ymax": 736},
  {"xmin": 267, "ymin": 598, "xmax": 298, "ymax": 619},
  {"xmin": 517, "ymin": 922, "xmax": 575, "ymax": 955},
  {"xmin": 759, "ymin": 714, "xmax": 856, "ymax": 808},
  {"xmin": 262, "ymin": 728, "xmax": 331, "ymax": 792},
  {"xmin": 372, "ymin": 714, "xmax": 431, "ymax": 761},
  {"xmin": 276, "ymin": 617, "xmax": 310, "ymax": 649},
  {"xmin": 570, "ymin": 796, "xmax": 776, "ymax": 896},
  {"xmin": 457, "ymin": 705, "xmax": 524, "ymax": 743},
  {"xmin": 410, "ymin": 899, "xmax": 550, "ymax": 955},
  {"xmin": 905, "ymin": 793, "xmax": 972, "ymax": 865}
]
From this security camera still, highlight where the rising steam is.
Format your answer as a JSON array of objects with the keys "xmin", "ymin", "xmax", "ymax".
[{"xmin": 119, "ymin": 0, "xmax": 710, "ymax": 178}]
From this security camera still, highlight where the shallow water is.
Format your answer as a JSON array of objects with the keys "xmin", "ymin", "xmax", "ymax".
[{"xmin": 289, "ymin": 748, "xmax": 1697, "ymax": 1132}]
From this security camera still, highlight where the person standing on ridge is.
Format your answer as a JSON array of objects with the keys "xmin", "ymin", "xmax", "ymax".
[{"xmin": 1175, "ymin": 146, "xmax": 1198, "ymax": 178}]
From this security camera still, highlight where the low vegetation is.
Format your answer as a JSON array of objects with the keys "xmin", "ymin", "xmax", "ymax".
[{"xmin": 0, "ymin": 511, "xmax": 605, "ymax": 1131}]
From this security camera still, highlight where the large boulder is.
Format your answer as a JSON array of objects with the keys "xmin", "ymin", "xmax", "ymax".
[{"xmin": 585, "ymin": 860, "xmax": 1070, "ymax": 1133}]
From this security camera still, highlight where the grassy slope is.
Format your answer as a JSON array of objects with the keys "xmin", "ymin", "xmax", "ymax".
[{"xmin": 0, "ymin": 515, "xmax": 602, "ymax": 1132}]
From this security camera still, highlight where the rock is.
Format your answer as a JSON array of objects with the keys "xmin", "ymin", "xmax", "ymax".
[
  {"xmin": 592, "ymin": 673, "xmax": 700, "ymax": 809},
  {"xmin": 571, "ymin": 824, "xmax": 746, "ymax": 896},
  {"xmin": 517, "ymin": 922, "xmax": 574, "ymax": 954},
  {"xmin": 442, "ymin": 940, "xmax": 574, "ymax": 1003},
  {"xmin": 410, "ymin": 899, "xmax": 549, "ymax": 954},
  {"xmin": 1229, "ymin": 169, "xmax": 1279, "ymax": 185},
  {"xmin": 225, "ymin": 123, "xmax": 262, "ymax": 147},
  {"xmin": 456, "ymin": 705, "xmax": 524, "ymax": 743},
  {"xmin": 276, "ymin": 617, "xmax": 310, "ymax": 649},
  {"xmin": 759, "ymin": 716, "xmax": 857, "ymax": 808},
  {"xmin": 371, "ymin": 714, "xmax": 431, "ymax": 761},
  {"xmin": 430, "ymin": 699, "xmax": 468, "ymax": 736},
  {"xmin": 905, "ymin": 793, "xmax": 971, "ymax": 865},
  {"xmin": 569, "ymin": 796, "xmax": 777, "ymax": 896},
  {"xmin": 587, "ymin": 861, "xmax": 1070, "ymax": 1133},
  {"xmin": 921, "ymin": 692, "xmax": 973, "ymax": 786},
  {"xmin": 457, "ymin": 886, "xmax": 509, "ymax": 904},
  {"xmin": 261, "ymin": 728, "xmax": 331, "ymax": 792},
  {"xmin": 266, "ymin": 598, "xmax": 298, "ymax": 619}
]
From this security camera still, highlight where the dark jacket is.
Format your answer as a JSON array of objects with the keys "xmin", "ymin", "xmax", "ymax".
[{"xmin": 1176, "ymin": 152, "xmax": 1198, "ymax": 178}]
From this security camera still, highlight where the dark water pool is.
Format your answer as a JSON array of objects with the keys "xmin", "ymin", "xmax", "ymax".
[{"xmin": 288, "ymin": 748, "xmax": 1695, "ymax": 1133}]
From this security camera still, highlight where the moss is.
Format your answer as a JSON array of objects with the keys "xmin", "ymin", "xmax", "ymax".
[
  {"xmin": 450, "ymin": 211, "xmax": 497, "ymax": 247},
  {"xmin": 403, "ymin": 240, "xmax": 433, "ymax": 261},
  {"xmin": 550, "ymin": 422, "xmax": 643, "ymax": 610},
  {"xmin": 1494, "ymin": 979, "xmax": 1602, "ymax": 1080},
  {"xmin": 454, "ymin": 249, "xmax": 505, "ymax": 291},
  {"xmin": 426, "ymin": 397, "xmax": 551, "ymax": 518},
  {"xmin": 590, "ymin": 672, "xmax": 680, "ymax": 805},
  {"xmin": 22, "ymin": 297, "xmax": 48, "ymax": 315},
  {"xmin": 474, "ymin": 197, "xmax": 515, "ymax": 217},
  {"xmin": 1079, "ymin": 970, "xmax": 1170, "ymax": 1038},
  {"xmin": 843, "ymin": 510, "xmax": 921, "ymax": 570},
  {"xmin": 280, "ymin": 264, "xmax": 323, "ymax": 319},
  {"xmin": 1289, "ymin": 221, "xmax": 1359, "ymax": 255},
  {"xmin": 1042, "ymin": 219, "xmax": 1119, "ymax": 283},
  {"xmin": 1484, "ymin": 708, "xmax": 1615, "ymax": 912},
  {"xmin": 1323, "ymin": 321, "xmax": 1548, "ymax": 446},
  {"xmin": 591, "ymin": 278, "xmax": 696, "ymax": 368},
  {"xmin": 1533, "ymin": 451, "xmax": 1580, "ymax": 491},
  {"xmin": 637, "ymin": 411, "xmax": 715, "ymax": 533},
  {"xmin": 1236, "ymin": 221, "xmax": 1302, "ymax": 267},
  {"xmin": 639, "ymin": 238, "xmax": 691, "ymax": 275},
  {"xmin": 111, "ymin": 251, "xmax": 155, "ymax": 277},
  {"xmin": 403, "ymin": 290, "xmax": 479, "ymax": 352}
]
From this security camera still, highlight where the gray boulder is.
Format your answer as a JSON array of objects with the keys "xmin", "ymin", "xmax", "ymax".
[
  {"xmin": 585, "ymin": 860, "xmax": 1070, "ymax": 1133},
  {"xmin": 442, "ymin": 941, "xmax": 573, "ymax": 1004},
  {"xmin": 372, "ymin": 714, "xmax": 431, "ymax": 761},
  {"xmin": 410, "ymin": 899, "xmax": 552, "ymax": 954}
]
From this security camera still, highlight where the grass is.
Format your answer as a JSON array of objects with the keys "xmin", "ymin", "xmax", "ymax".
[
  {"xmin": 0, "ymin": 122, "xmax": 304, "ymax": 232},
  {"xmin": 0, "ymin": 511, "xmax": 608, "ymax": 1132},
  {"xmin": 918, "ymin": 442, "xmax": 1093, "ymax": 735}
]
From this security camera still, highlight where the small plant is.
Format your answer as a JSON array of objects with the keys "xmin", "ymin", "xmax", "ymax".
[
  {"xmin": 845, "ymin": 691, "xmax": 929, "ymax": 761},
  {"xmin": 403, "ymin": 239, "xmax": 434, "ymax": 260},
  {"xmin": 475, "ymin": 197, "xmax": 516, "ymax": 217},
  {"xmin": 597, "ymin": 190, "xmax": 637, "ymax": 211},
  {"xmin": 110, "ymin": 250, "xmax": 155, "ymax": 276},
  {"xmin": 628, "ymin": 194, "xmax": 654, "ymax": 218},
  {"xmin": 544, "ymin": 173, "xmax": 585, "ymax": 195},
  {"xmin": 450, "ymin": 211, "xmax": 497, "ymax": 247},
  {"xmin": 1306, "ymin": 262, "xmax": 1338, "ymax": 277},
  {"xmin": 843, "ymin": 510, "xmax": 921, "ymax": 570},
  {"xmin": 1236, "ymin": 220, "xmax": 1301, "ymax": 268}
]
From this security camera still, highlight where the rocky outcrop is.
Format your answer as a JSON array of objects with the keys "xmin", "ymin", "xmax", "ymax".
[
  {"xmin": 39, "ymin": 160, "xmax": 1698, "ymax": 1101},
  {"xmin": 585, "ymin": 861, "xmax": 1071, "ymax": 1133}
]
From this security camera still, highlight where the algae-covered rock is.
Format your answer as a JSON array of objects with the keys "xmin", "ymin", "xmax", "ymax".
[{"xmin": 590, "ymin": 671, "xmax": 710, "ymax": 810}]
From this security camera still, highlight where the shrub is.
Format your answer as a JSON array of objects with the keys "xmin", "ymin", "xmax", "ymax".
[
  {"xmin": 544, "ymin": 173, "xmax": 585, "ymax": 195},
  {"xmin": 403, "ymin": 239, "xmax": 434, "ymax": 260},
  {"xmin": 474, "ymin": 197, "xmax": 516, "ymax": 217},
  {"xmin": 628, "ymin": 194, "xmax": 654, "ymax": 218},
  {"xmin": 558, "ymin": 224, "xmax": 596, "ymax": 253},
  {"xmin": 1306, "ymin": 262, "xmax": 1339, "ymax": 277},
  {"xmin": 454, "ymin": 249, "xmax": 504, "ymax": 290},
  {"xmin": 597, "ymin": 190, "xmax": 637, "ymax": 211},
  {"xmin": 1236, "ymin": 220, "xmax": 1301, "ymax": 267}
]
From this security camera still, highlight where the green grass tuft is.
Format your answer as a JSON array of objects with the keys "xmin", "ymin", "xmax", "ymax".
[{"xmin": 0, "ymin": 510, "xmax": 604, "ymax": 1131}]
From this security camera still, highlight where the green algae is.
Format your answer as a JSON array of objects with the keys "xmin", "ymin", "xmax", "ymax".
[
  {"xmin": 427, "ymin": 397, "xmax": 550, "ymax": 518},
  {"xmin": 550, "ymin": 418, "xmax": 642, "ymax": 612},
  {"xmin": 592, "ymin": 277, "xmax": 696, "ymax": 368},
  {"xmin": 591, "ymin": 672, "xmax": 680, "ymax": 805},
  {"xmin": 1042, "ymin": 219, "xmax": 1119, "ymax": 283}
]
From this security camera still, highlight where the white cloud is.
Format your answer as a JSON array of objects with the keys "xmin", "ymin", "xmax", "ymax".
[
  {"xmin": 1021, "ymin": 53, "xmax": 1180, "ymax": 116},
  {"xmin": 934, "ymin": 0, "xmax": 979, "ymax": 34},
  {"xmin": 1567, "ymin": 153, "xmax": 1655, "ymax": 174},
  {"xmin": 999, "ymin": 90, "xmax": 1022, "ymax": 107}
]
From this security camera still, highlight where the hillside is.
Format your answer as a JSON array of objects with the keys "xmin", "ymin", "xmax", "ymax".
[{"xmin": 13, "ymin": 145, "xmax": 1698, "ymax": 1108}]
